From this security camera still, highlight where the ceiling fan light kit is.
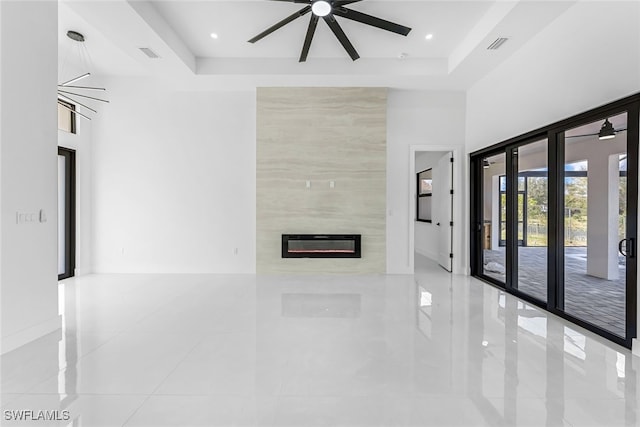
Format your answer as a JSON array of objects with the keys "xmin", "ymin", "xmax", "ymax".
[
  {"xmin": 598, "ymin": 118, "xmax": 616, "ymax": 140},
  {"xmin": 312, "ymin": 0, "xmax": 332, "ymax": 17},
  {"xmin": 248, "ymin": 0, "xmax": 412, "ymax": 62}
]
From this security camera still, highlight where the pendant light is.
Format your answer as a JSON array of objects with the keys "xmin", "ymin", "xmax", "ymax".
[{"xmin": 58, "ymin": 30, "xmax": 108, "ymax": 121}]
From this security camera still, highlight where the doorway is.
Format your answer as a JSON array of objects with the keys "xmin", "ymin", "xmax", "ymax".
[
  {"xmin": 413, "ymin": 149, "xmax": 454, "ymax": 272},
  {"xmin": 470, "ymin": 95, "xmax": 638, "ymax": 348},
  {"xmin": 58, "ymin": 147, "xmax": 76, "ymax": 280}
]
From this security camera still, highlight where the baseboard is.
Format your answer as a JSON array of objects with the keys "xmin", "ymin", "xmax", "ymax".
[{"xmin": 1, "ymin": 315, "xmax": 62, "ymax": 355}]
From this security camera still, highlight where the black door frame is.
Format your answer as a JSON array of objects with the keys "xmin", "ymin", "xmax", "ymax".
[
  {"xmin": 470, "ymin": 93, "xmax": 639, "ymax": 349},
  {"xmin": 58, "ymin": 147, "xmax": 76, "ymax": 281}
]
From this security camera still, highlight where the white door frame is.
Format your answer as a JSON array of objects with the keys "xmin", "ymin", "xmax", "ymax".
[{"xmin": 409, "ymin": 145, "xmax": 464, "ymax": 274}]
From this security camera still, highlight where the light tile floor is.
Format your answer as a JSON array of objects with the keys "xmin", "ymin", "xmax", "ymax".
[
  {"xmin": 483, "ymin": 247, "xmax": 627, "ymax": 337},
  {"xmin": 1, "ymin": 257, "xmax": 639, "ymax": 426}
]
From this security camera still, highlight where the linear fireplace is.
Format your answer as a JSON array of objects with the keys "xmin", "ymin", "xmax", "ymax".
[{"xmin": 282, "ymin": 234, "xmax": 361, "ymax": 258}]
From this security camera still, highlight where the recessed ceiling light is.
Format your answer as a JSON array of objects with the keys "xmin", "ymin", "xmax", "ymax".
[
  {"xmin": 425, "ymin": 34, "xmax": 434, "ymax": 40},
  {"xmin": 210, "ymin": 33, "xmax": 219, "ymax": 39}
]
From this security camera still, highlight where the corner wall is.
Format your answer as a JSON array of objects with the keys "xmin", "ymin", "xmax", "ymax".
[{"xmin": 1, "ymin": 1, "xmax": 60, "ymax": 353}]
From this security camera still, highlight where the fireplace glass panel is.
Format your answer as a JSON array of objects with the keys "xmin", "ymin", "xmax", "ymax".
[{"xmin": 282, "ymin": 235, "xmax": 361, "ymax": 258}]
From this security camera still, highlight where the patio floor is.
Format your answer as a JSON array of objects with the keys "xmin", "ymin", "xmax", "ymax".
[{"xmin": 483, "ymin": 246, "xmax": 626, "ymax": 337}]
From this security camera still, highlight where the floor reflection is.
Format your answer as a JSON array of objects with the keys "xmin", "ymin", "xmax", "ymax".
[
  {"xmin": 281, "ymin": 293, "xmax": 361, "ymax": 318},
  {"xmin": 0, "ymin": 258, "xmax": 638, "ymax": 426},
  {"xmin": 414, "ymin": 254, "xmax": 638, "ymax": 426}
]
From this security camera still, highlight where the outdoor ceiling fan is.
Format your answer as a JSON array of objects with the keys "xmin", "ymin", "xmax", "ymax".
[
  {"xmin": 566, "ymin": 118, "xmax": 627, "ymax": 140},
  {"xmin": 248, "ymin": 0, "xmax": 412, "ymax": 62}
]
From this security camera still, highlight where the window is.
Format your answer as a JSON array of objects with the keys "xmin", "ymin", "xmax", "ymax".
[
  {"xmin": 417, "ymin": 169, "xmax": 432, "ymax": 222},
  {"xmin": 57, "ymin": 99, "xmax": 76, "ymax": 134}
]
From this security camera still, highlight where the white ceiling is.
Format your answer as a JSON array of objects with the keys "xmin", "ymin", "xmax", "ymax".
[
  {"xmin": 59, "ymin": 0, "xmax": 578, "ymax": 90},
  {"xmin": 152, "ymin": 1, "xmax": 492, "ymax": 59}
]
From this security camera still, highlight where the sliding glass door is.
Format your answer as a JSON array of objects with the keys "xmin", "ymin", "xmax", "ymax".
[
  {"xmin": 478, "ymin": 152, "xmax": 506, "ymax": 285},
  {"xmin": 560, "ymin": 112, "xmax": 632, "ymax": 338},
  {"xmin": 514, "ymin": 139, "xmax": 548, "ymax": 303},
  {"xmin": 470, "ymin": 95, "xmax": 638, "ymax": 348}
]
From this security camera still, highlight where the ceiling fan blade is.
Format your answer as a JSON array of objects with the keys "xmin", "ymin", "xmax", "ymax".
[
  {"xmin": 334, "ymin": 0, "xmax": 363, "ymax": 5},
  {"xmin": 565, "ymin": 128, "xmax": 628, "ymax": 138},
  {"xmin": 323, "ymin": 15, "xmax": 360, "ymax": 61},
  {"xmin": 248, "ymin": 5, "xmax": 312, "ymax": 43},
  {"xmin": 333, "ymin": 7, "xmax": 412, "ymax": 36},
  {"xmin": 565, "ymin": 133, "xmax": 598, "ymax": 138},
  {"xmin": 300, "ymin": 14, "xmax": 319, "ymax": 62}
]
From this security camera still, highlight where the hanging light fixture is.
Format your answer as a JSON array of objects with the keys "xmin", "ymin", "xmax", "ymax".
[
  {"xmin": 58, "ymin": 30, "xmax": 108, "ymax": 121},
  {"xmin": 598, "ymin": 118, "xmax": 616, "ymax": 140}
]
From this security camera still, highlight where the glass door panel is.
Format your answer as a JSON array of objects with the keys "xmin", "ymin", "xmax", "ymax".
[
  {"xmin": 562, "ymin": 112, "xmax": 628, "ymax": 337},
  {"xmin": 482, "ymin": 153, "xmax": 507, "ymax": 283},
  {"xmin": 500, "ymin": 177, "xmax": 525, "ymax": 246},
  {"xmin": 514, "ymin": 139, "xmax": 548, "ymax": 302}
]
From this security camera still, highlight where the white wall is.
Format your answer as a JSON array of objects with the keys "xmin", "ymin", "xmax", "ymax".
[
  {"xmin": 91, "ymin": 78, "xmax": 256, "ymax": 273},
  {"xmin": 464, "ymin": 1, "xmax": 640, "ymax": 353},
  {"xmin": 1, "ymin": 1, "xmax": 60, "ymax": 354},
  {"xmin": 466, "ymin": 1, "xmax": 640, "ymax": 152},
  {"xmin": 387, "ymin": 90, "xmax": 466, "ymax": 274}
]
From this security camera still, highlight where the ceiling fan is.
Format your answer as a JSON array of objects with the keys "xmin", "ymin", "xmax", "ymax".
[
  {"xmin": 248, "ymin": 0, "xmax": 412, "ymax": 62},
  {"xmin": 566, "ymin": 118, "xmax": 627, "ymax": 140}
]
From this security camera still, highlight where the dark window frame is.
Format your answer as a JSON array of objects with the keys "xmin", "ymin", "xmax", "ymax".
[
  {"xmin": 58, "ymin": 147, "xmax": 76, "ymax": 280},
  {"xmin": 416, "ymin": 168, "xmax": 433, "ymax": 223}
]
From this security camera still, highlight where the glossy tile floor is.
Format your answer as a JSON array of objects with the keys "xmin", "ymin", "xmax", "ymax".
[{"xmin": 1, "ymin": 255, "xmax": 639, "ymax": 426}]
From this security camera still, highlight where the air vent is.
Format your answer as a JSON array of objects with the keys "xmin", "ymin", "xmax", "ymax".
[
  {"xmin": 139, "ymin": 47, "xmax": 160, "ymax": 59},
  {"xmin": 487, "ymin": 37, "xmax": 509, "ymax": 50}
]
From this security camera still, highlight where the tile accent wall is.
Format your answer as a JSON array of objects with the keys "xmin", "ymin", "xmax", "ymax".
[{"xmin": 256, "ymin": 87, "xmax": 387, "ymax": 274}]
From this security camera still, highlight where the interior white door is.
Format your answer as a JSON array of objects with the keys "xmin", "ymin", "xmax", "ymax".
[{"xmin": 437, "ymin": 152, "xmax": 453, "ymax": 271}]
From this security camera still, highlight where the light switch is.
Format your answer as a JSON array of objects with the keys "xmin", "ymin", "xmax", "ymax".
[
  {"xmin": 329, "ymin": 181, "xmax": 335, "ymax": 188},
  {"xmin": 306, "ymin": 180, "xmax": 311, "ymax": 188}
]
